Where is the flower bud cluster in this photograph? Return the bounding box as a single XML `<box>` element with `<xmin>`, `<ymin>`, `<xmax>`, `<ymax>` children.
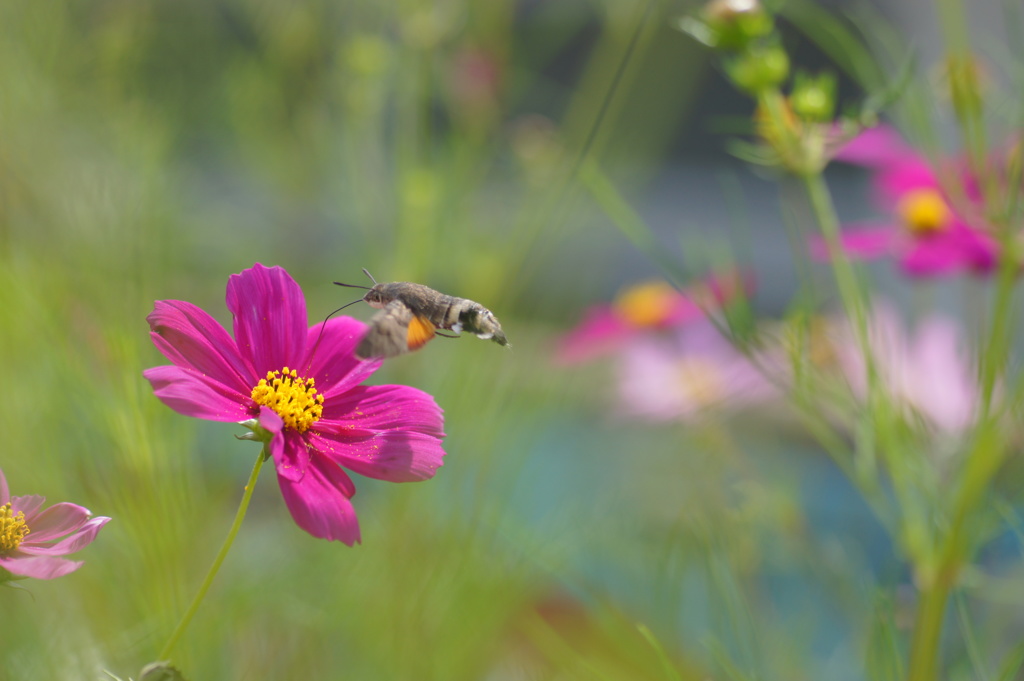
<box><xmin>678</xmin><ymin>0</ymin><xmax>844</xmax><ymax>174</ymax></box>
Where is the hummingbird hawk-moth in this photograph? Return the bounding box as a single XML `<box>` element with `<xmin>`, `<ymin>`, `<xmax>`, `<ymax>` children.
<box><xmin>333</xmin><ymin>270</ymin><xmax>509</xmax><ymax>360</ymax></box>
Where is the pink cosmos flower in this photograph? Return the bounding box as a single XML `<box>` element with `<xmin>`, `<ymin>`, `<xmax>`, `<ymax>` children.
<box><xmin>143</xmin><ymin>263</ymin><xmax>446</xmax><ymax>545</ymax></box>
<box><xmin>835</xmin><ymin>304</ymin><xmax>978</xmax><ymax>434</ymax></box>
<box><xmin>0</xmin><ymin>467</ymin><xmax>110</xmax><ymax>580</ymax></box>
<box><xmin>556</xmin><ymin>272</ymin><xmax>747</xmax><ymax>364</ymax></box>
<box><xmin>616</xmin><ymin>320</ymin><xmax>778</xmax><ymax>422</ymax></box>
<box><xmin>813</xmin><ymin>125</ymin><xmax>997</xmax><ymax>276</ymax></box>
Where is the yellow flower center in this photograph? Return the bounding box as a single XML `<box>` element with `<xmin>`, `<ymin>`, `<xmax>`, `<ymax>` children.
<box><xmin>897</xmin><ymin>189</ymin><xmax>951</xmax><ymax>235</ymax></box>
<box><xmin>0</xmin><ymin>503</ymin><xmax>29</xmax><ymax>553</ymax></box>
<box><xmin>675</xmin><ymin>358</ymin><xmax>726</xmax><ymax>408</ymax></box>
<box><xmin>614</xmin><ymin>282</ymin><xmax>678</xmax><ymax>328</ymax></box>
<box><xmin>250</xmin><ymin>367</ymin><xmax>324</xmax><ymax>433</ymax></box>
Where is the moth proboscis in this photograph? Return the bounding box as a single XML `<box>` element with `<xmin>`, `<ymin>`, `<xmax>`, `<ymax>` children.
<box><xmin>333</xmin><ymin>269</ymin><xmax>509</xmax><ymax>360</ymax></box>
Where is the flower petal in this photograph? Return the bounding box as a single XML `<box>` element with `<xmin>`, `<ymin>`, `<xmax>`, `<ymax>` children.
<box><xmin>143</xmin><ymin>366</ymin><xmax>252</xmax><ymax>422</ymax></box>
<box><xmin>555</xmin><ymin>307</ymin><xmax>633</xmax><ymax>364</ymax></box>
<box><xmin>899</xmin><ymin>247</ymin><xmax>963</xmax><ymax>275</ymax></box>
<box><xmin>0</xmin><ymin>555</ymin><xmax>84</xmax><ymax>580</ymax></box>
<box><xmin>319</xmin><ymin>385</ymin><xmax>445</xmax><ymax>435</ymax></box>
<box><xmin>898</xmin><ymin>224</ymin><xmax>992</xmax><ymax>276</ymax></box>
<box><xmin>617</xmin><ymin>323</ymin><xmax>778</xmax><ymax>422</ymax></box>
<box><xmin>271</xmin><ymin>427</ymin><xmax>310</xmax><ymax>484</ymax></box>
<box><xmin>311</xmin><ymin>385</ymin><xmax>445</xmax><ymax>482</ymax></box>
<box><xmin>259</xmin><ymin>405</ymin><xmax>285</xmax><ymax>437</ymax></box>
<box><xmin>310</xmin><ymin>428</ymin><xmax>446</xmax><ymax>482</ymax></box>
<box><xmin>10</xmin><ymin>494</ymin><xmax>45</xmax><ymax>518</ymax></box>
<box><xmin>907</xmin><ymin>317</ymin><xmax>977</xmax><ymax>431</ymax></box>
<box><xmin>20</xmin><ymin>502</ymin><xmax>91</xmax><ymax>541</ymax></box>
<box><xmin>21</xmin><ymin>517</ymin><xmax>109</xmax><ymax>556</ymax></box>
<box><xmin>277</xmin><ymin>457</ymin><xmax>361</xmax><ymax>544</ymax></box>
<box><xmin>809</xmin><ymin>224</ymin><xmax>895</xmax><ymax>261</ymax></box>
<box><xmin>300</xmin><ymin>317</ymin><xmax>382</xmax><ymax>395</ymax></box>
<box><xmin>834</xmin><ymin>125</ymin><xmax>913</xmax><ymax>167</ymax></box>
<box><xmin>874</xmin><ymin>160</ymin><xmax>941</xmax><ymax>205</ymax></box>
<box><xmin>956</xmin><ymin>225</ymin><xmax>999</xmax><ymax>272</ymax></box>
<box><xmin>147</xmin><ymin>299</ymin><xmax>256</xmax><ymax>395</ymax></box>
<box><xmin>226</xmin><ymin>264</ymin><xmax>308</xmax><ymax>375</ymax></box>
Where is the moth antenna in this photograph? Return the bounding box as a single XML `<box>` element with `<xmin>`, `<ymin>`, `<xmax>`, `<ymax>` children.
<box><xmin>333</xmin><ymin>281</ymin><xmax>372</xmax><ymax>291</ymax></box>
<box><xmin>305</xmin><ymin>297</ymin><xmax>365</xmax><ymax>372</ymax></box>
<box><xmin>362</xmin><ymin>268</ymin><xmax>378</xmax><ymax>285</ymax></box>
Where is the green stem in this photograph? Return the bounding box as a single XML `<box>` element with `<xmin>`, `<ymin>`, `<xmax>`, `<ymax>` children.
<box><xmin>799</xmin><ymin>172</ymin><xmax>871</xmax><ymax>363</ymax></box>
<box><xmin>157</xmin><ymin>448</ymin><xmax>267</xmax><ymax>661</ymax></box>
<box><xmin>757</xmin><ymin>89</ymin><xmax>871</xmax><ymax>353</ymax></box>
<box><xmin>904</xmin><ymin>220</ymin><xmax>1017</xmax><ymax>681</ymax></box>
<box><xmin>906</xmin><ymin>575</ymin><xmax>953</xmax><ymax>681</ymax></box>
<box><xmin>979</xmin><ymin>239</ymin><xmax>1019</xmax><ymax>417</ymax></box>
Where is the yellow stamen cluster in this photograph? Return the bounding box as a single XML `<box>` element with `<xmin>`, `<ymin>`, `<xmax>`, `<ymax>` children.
<box><xmin>614</xmin><ymin>282</ymin><xmax>677</xmax><ymax>328</ymax></box>
<box><xmin>250</xmin><ymin>367</ymin><xmax>324</xmax><ymax>433</ymax></box>
<box><xmin>898</xmin><ymin>189</ymin><xmax>951</xmax><ymax>235</ymax></box>
<box><xmin>0</xmin><ymin>503</ymin><xmax>29</xmax><ymax>553</ymax></box>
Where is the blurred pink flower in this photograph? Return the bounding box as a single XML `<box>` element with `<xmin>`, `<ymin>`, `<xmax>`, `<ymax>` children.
<box><xmin>143</xmin><ymin>263</ymin><xmax>446</xmax><ymax>545</ymax></box>
<box><xmin>557</xmin><ymin>273</ymin><xmax>747</xmax><ymax>364</ymax></box>
<box><xmin>449</xmin><ymin>47</ymin><xmax>502</xmax><ymax>113</ymax></box>
<box><xmin>0</xmin><ymin>468</ymin><xmax>109</xmax><ymax>580</ymax></box>
<box><xmin>617</xmin><ymin>321</ymin><xmax>778</xmax><ymax>422</ymax></box>
<box><xmin>813</xmin><ymin>125</ymin><xmax>997</xmax><ymax>276</ymax></box>
<box><xmin>836</xmin><ymin>305</ymin><xmax>978</xmax><ymax>434</ymax></box>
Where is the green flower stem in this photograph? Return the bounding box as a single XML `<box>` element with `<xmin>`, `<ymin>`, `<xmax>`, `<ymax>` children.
<box><xmin>798</xmin><ymin>169</ymin><xmax>900</xmax><ymax>510</ymax></box>
<box><xmin>158</xmin><ymin>447</ymin><xmax>267</xmax><ymax>661</ymax></box>
<box><xmin>756</xmin><ymin>90</ymin><xmax>871</xmax><ymax>340</ymax></box>
<box><xmin>979</xmin><ymin>241</ymin><xmax>1018</xmax><ymax>417</ymax></box>
<box><xmin>907</xmin><ymin>253</ymin><xmax>1017</xmax><ymax>681</ymax></box>
<box><xmin>906</xmin><ymin>576</ymin><xmax>951</xmax><ymax>681</ymax></box>
<box><xmin>799</xmin><ymin>171</ymin><xmax>871</xmax><ymax>366</ymax></box>
<box><xmin>906</xmin><ymin>427</ymin><xmax>998</xmax><ymax>681</ymax></box>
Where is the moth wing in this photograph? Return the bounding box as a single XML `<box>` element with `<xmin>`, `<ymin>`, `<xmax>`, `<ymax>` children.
<box><xmin>406</xmin><ymin>313</ymin><xmax>436</xmax><ymax>351</ymax></box>
<box><xmin>355</xmin><ymin>300</ymin><xmax>436</xmax><ymax>359</ymax></box>
<box><xmin>356</xmin><ymin>300</ymin><xmax>413</xmax><ymax>359</ymax></box>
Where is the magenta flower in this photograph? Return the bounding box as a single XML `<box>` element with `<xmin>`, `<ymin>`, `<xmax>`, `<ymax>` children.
<box><xmin>616</xmin><ymin>320</ymin><xmax>778</xmax><ymax>422</ymax></box>
<box><xmin>556</xmin><ymin>272</ymin><xmax>747</xmax><ymax>364</ymax></box>
<box><xmin>0</xmin><ymin>468</ymin><xmax>110</xmax><ymax>580</ymax></box>
<box><xmin>812</xmin><ymin>125</ymin><xmax>997</xmax><ymax>276</ymax></box>
<box><xmin>143</xmin><ymin>263</ymin><xmax>446</xmax><ymax>545</ymax></box>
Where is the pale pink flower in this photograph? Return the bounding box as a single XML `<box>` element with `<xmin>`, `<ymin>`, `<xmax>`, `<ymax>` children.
<box><xmin>0</xmin><ymin>467</ymin><xmax>110</xmax><ymax>580</ymax></box>
<box><xmin>617</xmin><ymin>320</ymin><xmax>778</xmax><ymax>422</ymax></box>
<box><xmin>836</xmin><ymin>305</ymin><xmax>978</xmax><ymax>434</ymax></box>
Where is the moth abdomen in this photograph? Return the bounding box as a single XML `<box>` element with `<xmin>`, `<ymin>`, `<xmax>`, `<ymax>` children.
<box><xmin>426</xmin><ymin>294</ymin><xmax>462</xmax><ymax>329</ymax></box>
<box><xmin>458</xmin><ymin>304</ymin><xmax>508</xmax><ymax>346</ymax></box>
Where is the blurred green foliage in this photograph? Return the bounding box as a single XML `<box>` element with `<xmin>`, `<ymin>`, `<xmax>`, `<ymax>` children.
<box><xmin>0</xmin><ymin>1</ymin><xmax>729</xmax><ymax>678</ymax></box>
<box><xmin>3</xmin><ymin>0</ymin><xmax>1003</xmax><ymax>679</ymax></box>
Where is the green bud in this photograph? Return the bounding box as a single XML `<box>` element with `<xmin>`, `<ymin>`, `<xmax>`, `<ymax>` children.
<box><xmin>726</xmin><ymin>45</ymin><xmax>790</xmax><ymax>94</ymax></box>
<box><xmin>676</xmin><ymin>0</ymin><xmax>774</xmax><ymax>51</ymax></box>
<box><xmin>703</xmin><ymin>0</ymin><xmax>774</xmax><ymax>51</ymax></box>
<box><xmin>791</xmin><ymin>71</ymin><xmax>837</xmax><ymax>122</ymax></box>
